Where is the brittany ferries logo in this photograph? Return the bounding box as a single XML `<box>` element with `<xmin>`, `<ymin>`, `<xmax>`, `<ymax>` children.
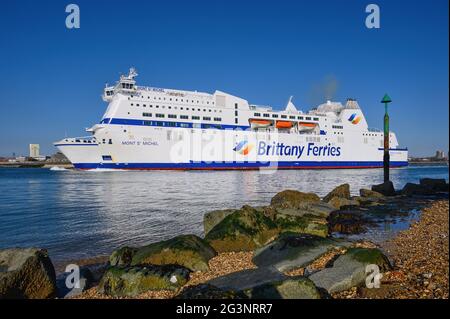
<box><xmin>233</xmin><ymin>140</ymin><xmax>254</xmax><ymax>155</ymax></box>
<box><xmin>348</xmin><ymin>113</ymin><xmax>362</xmax><ymax>125</ymax></box>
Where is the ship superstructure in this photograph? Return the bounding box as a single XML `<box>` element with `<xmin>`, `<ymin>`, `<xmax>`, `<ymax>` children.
<box><xmin>55</xmin><ymin>68</ymin><xmax>408</xmax><ymax>170</ymax></box>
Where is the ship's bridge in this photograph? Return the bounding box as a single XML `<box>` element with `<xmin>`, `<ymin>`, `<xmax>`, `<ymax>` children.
<box><xmin>103</xmin><ymin>68</ymin><xmax>138</xmax><ymax>102</ymax></box>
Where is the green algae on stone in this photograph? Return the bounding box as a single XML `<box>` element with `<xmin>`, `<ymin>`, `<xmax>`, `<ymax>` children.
<box><xmin>275</xmin><ymin>214</ymin><xmax>328</xmax><ymax>238</ymax></box>
<box><xmin>270</xmin><ymin>190</ymin><xmax>320</xmax><ymax>209</ymax></box>
<box><xmin>110</xmin><ymin>246</ymin><xmax>138</xmax><ymax>267</ymax></box>
<box><xmin>98</xmin><ymin>265</ymin><xmax>190</xmax><ymax>297</ymax></box>
<box><xmin>344</xmin><ymin>248</ymin><xmax>391</xmax><ymax>272</ymax></box>
<box><xmin>130</xmin><ymin>235</ymin><xmax>216</xmax><ymax>272</ymax></box>
<box><xmin>205</xmin><ymin>207</ymin><xmax>279</xmax><ymax>252</ymax></box>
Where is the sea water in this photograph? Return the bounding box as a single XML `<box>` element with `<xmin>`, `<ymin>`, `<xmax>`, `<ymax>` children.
<box><xmin>0</xmin><ymin>165</ymin><xmax>448</xmax><ymax>263</ymax></box>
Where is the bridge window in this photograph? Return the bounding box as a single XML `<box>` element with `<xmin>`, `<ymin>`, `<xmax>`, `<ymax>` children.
<box><xmin>192</xmin><ymin>116</ymin><xmax>200</xmax><ymax>120</ymax></box>
<box><xmin>203</xmin><ymin>116</ymin><xmax>211</xmax><ymax>121</ymax></box>
<box><xmin>102</xmin><ymin>155</ymin><xmax>112</xmax><ymax>161</ymax></box>
<box><xmin>156</xmin><ymin>114</ymin><xmax>165</xmax><ymax>118</ymax></box>
<box><xmin>263</xmin><ymin>114</ymin><xmax>270</xmax><ymax>118</ymax></box>
<box><xmin>180</xmin><ymin>115</ymin><xmax>188</xmax><ymax>119</ymax></box>
<box><xmin>168</xmin><ymin>114</ymin><xmax>177</xmax><ymax>119</ymax></box>
<box><xmin>214</xmin><ymin>117</ymin><xmax>222</xmax><ymax>122</ymax></box>
<box><xmin>143</xmin><ymin>112</ymin><xmax>152</xmax><ymax>117</ymax></box>
<box><xmin>281</xmin><ymin>115</ymin><xmax>287</xmax><ymax>119</ymax></box>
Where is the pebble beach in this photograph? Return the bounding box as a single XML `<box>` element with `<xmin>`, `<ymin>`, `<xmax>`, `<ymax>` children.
<box><xmin>73</xmin><ymin>195</ymin><xmax>449</xmax><ymax>299</ymax></box>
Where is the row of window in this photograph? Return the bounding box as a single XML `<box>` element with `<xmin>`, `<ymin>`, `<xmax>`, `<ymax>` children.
<box><xmin>363</xmin><ymin>133</ymin><xmax>380</xmax><ymax>137</ymax></box>
<box><xmin>332</xmin><ymin>125</ymin><xmax>343</xmax><ymax>129</ymax></box>
<box><xmin>129</xmin><ymin>95</ymin><xmax>215</xmax><ymax>105</ymax></box>
<box><xmin>142</xmin><ymin>121</ymin><xmax>223</xmax><ymax>130</ymax></box>
<box><xmin>254</xmin><ymin>113</ymin><xmax>319</xmax><ymax>121</ymax></box>
<box><xmin>143</xmin><ymin>112</ymin><xmax>222</xmax><ymax>121</ymax></box>
<box><xmin>131</xmin><ymin>103</ymin><xmax>222</xmax><ymax>113</ymax></box>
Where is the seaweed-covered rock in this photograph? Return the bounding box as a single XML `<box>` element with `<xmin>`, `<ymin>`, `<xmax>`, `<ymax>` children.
<box><xmin>131</xmin><ymin>235</ymin><xmax>216</xmax><ymax>271</ymax></box>
<box><xmin>323</xmin><ymin>184</ymin><xmax>351</xmax><ymax>202</ymax></box>
<box><xmin>419</xmin><ymin>178</ymin><xmax>448</xmax><ymax>192</ymax></box>
<box><xmin>270</xmin><ymin>190</ymin><xmax>320</xmax><ymax>209</ymax></box>
<box><xmin>98</xmin><ymin>265</ymin><xmax>190</xmax><ymax>297</ymax></box>
<box><xmin>359</xmin><ymin>189</ymin><xmax>384</xmax><ymax>198</ymax></box>
<box><xmin>308</xmin><ymin>248</ymin><xmax>391</xmax><ymax>294</ymax></box>
<box><xmin>352</xmin><ymin>196</ymin><xmax>382</xmax><ymax>207</ymax></box>
<box><xmin>272</xmin><ymin>202</ymin><xmax>335</xmax><ymax>219</ymax></box>
<box><xmin>205</xmin><ymin>207</ymin><xmax>279</xmax><ymax>252</ymax></box>
<box><xmin>243</xmin><ymin>277</ymin><xmax>322</xmax><ymax>299</ymax></box>
<box><xmin>0</xmin><ymin>248</ymin><xmax>57</xmax><ymax>299</ymax></box>
<box><xmin>372</xmin><ymin>181</ymin><xmax>396</xmax><ymax>196</ymax></box>
<box><xmin>274</xmin><ymin>214</ymin><xmax>328</xmax><ymax>238</ymax></box>
<box><xmin>204</xmin><ymin>209</ymin><xmax>237</xmax><ymax>236</ymax></box>
<box><xmin>110</xmin><ymin>247</ymin><xmax>138</xmax><ymax>267</ymax></box>
<box><xmin>175</xmin><ymin>284</ymin><xmax>247</xmax><ymax>299</ymax></box>
<box><xmin>253</xmin><ymin>233</ymin><xmax>350</xmax><ymax>272</ymax></box>
<box><xmin>327</xmin><ymin>197</ymin><xmax>359</xmax><ymax>210</ymax></box>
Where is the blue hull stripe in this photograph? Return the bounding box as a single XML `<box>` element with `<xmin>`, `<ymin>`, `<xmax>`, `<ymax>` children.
<box><xmin>73</xmin><ymin>161</ymin><xmax>409</xmax><ymax>170</ymax></box>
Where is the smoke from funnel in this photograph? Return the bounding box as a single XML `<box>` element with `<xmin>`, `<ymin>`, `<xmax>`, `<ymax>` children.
<box><xmin>307</xmin><ymin>75</ymin><xmax>339</xmax><ymax>107</ymax></box>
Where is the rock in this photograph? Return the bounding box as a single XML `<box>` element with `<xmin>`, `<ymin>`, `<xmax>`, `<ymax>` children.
<box><xmin>327</xmin><ymin>210</ymin><xmax>369</xmax><ymax>235</ymax></box>
<box><xmin>0</xmin><ymin>248</ymin><xmax>57</xmax><ymax>299</ymax></box>
<box><xmin>98</xmin><ymin>264</ymin><xmax>190</xmax><ymax>297</ymax></box>
<box><xmin>274</xmin><ymin>214</ymin><xmax>328</xmax><ymax>238</ymax></box>
<box><xmin>273</xmin><ymin>202</ymin><xmax>336</xmax><ymax>219</ymax></box>
<box><xmin>327</xmin><ymin>197</ymin><xmax>359</xmax><ymax>210</ymax></box>
<box><xmin>208</xmin><ymin>267</ymin><xmax>286</xmax><ymax>291</ymax></box>
<box><xmin>371</xmin><ymin>181</ymin><xmax>396</xmax><ymax>196</ymax></box>
<box><xmin>131</xmin><ymin>235</ymin><xmax>216</xmax><ymax>271</ymax></box>
<box><xmin>360</xmin><ymin>189</ymin><xmax>384</xmax><ymax>198</ymax></box>
<box><xmin>175</xmin><ymin>284</ymin><xmax>247</xmax><ymax>299</ymax></box>
<box><xmin>308</xmin><ymin>248</ymin><xmax>391</xmax><ymax>294</ymax></box>
<box><xmin>323</xmin><ymin>184</ymin><xmax>351</xmax><ymax>202</ymax></box>
<box><xmin>253</xmin><ymin>233</ymin><xmax>351</xmax><ymax>272</ymax></box>
<box><xmin>204</xmin><ymin>209</ymin><xmax>237</xmax><ymax>236</ymax></box>
<box><xmin>352</xmin><ymin>196</ymin><xmax>382</xmax><ymax>207</ymax></box>
<box><xmin>419</xmin><ymin>178</ymin><xmax>448</xmax><ymax>192</ymax></box>
<box><xmin>243</xmin><ymin>277</ymin><xmax>322</xmax><ymax>299</ymax></box>
<box><xmin>401</xmin><ymin>183</ymin><xmax>434</xmax><ymax>196</ymax></box>
<box><xmin>110</xmin><ymin>247</ymin><xmax>138</xmax><ymax>267</ymax></box>
<box><xmin>205</xmin><ymin>207</ymin><xmax>279</xmax><ymax>252</ymax></box>
<box><xmin>270</xmin><ymin>190</ymin><xmax>320</xmax><ymax>209</ymax></box>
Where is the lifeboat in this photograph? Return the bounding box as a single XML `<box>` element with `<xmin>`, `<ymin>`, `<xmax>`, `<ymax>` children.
<box><xmin>276</xmin><ymin>121</ymin><xmax>293</xmax><ymax>129</ymax></box>
<box><xmin>250</xmin><ymin>119</ymin><xmax>272</xmax><ymax>128</ymax></box>
<box><xmin>298</xmin><ymin>122</ymin><xmax>317</xmax><ymax>131</ymax></box>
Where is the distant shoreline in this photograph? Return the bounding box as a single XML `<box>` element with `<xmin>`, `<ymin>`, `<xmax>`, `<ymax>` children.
<box><xmin>0</xmin><ymin>162</ymin><xmax>73</xmax><ymax>169</ymax></box>
<box><xmin>0</xmin><ymin>161</ymin><xmax>447</xmax><ymax>169</ymax></box>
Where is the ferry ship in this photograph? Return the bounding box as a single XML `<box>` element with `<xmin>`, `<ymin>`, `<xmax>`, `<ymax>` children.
<box><xmin>54</xmin><ymin>68</ymin><xmax>408</xmax><ymax>170</ymax></box>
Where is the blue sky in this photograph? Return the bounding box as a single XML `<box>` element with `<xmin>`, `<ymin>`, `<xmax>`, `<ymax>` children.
<box><xmin>0</xmin><ymin>0</ymin><xmax>448</xmax><ymax>157</ymax></box>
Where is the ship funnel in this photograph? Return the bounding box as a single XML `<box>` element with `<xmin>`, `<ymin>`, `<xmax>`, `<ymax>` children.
<box><xmin>285</xmin><ymin>96</ymin><xmax>301</xmax><ymax>113</ymax></box>
<box><xmin>345</xmin><ymin>98</ymin><xmax>360</xmax><ymax>109</ymax></box>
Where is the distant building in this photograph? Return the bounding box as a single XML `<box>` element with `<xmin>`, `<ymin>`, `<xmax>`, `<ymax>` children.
<box><xmin>435</xmin><ymin>150</ymin><xmax>446</xmax><ymax>159</ymax></box>
<box><xmin>29</xmin><ymin>144</ymin><xmax>40</xmax><ymax>158</ymax></box>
